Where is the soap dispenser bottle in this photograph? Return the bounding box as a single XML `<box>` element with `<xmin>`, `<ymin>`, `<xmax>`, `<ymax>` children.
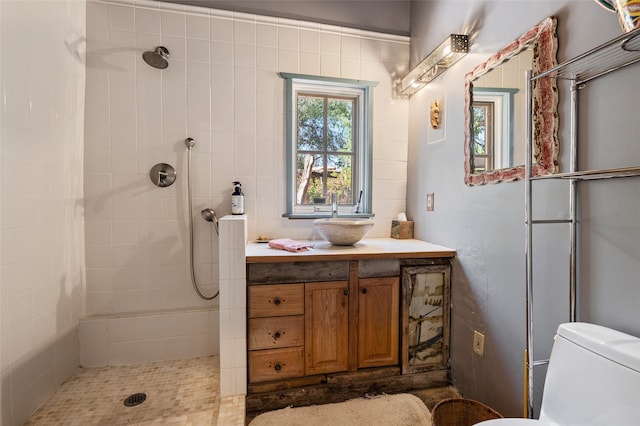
<box><xmin>231</xmin><ymin>181</ymin><xmax>244</xmax><ymax>215</ymax></box>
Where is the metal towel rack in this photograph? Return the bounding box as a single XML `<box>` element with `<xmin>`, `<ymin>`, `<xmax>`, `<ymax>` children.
<box><xmin>524</xmin><ymin>25</ymin><xmax>640</xmax><ymax>418</ymax></box>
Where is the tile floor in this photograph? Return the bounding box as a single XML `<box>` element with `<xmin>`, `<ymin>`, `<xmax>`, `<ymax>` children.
<box><xmin>24</xmin><ymin>356</ymin><xmax>245</xmax><ymax>426</ymax></box>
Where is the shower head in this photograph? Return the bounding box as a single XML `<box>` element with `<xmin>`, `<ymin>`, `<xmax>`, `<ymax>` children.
<box><xmin>142</xmin><ymin>46</ymin><xmax>170</xmax><ymax>69</ymax></box>
<box><xmin>201</xmin><ymin>208</ymin><xmax>217</xmax><ymax>223</ymax></box>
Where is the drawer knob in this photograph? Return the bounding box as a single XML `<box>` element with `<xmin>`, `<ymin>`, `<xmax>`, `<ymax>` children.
<box><xmin>273</xmin><ymin>332</ymin><xmax>281</xmax><ymax>339</ymax></box>
<box><xmin>273</xmin><ymin>298</ymin><xmax>281</xmax><ymax>305</ymax></box>
<box><xmin>343</xmin><ymin>289</ymin><xmax>349</xmax><ymax>296</ymax></box>
<box><xmin>274</xmin><ymin>363</ymin><xmax>282</xmax><ymax>371</ymax></box>
<box><xmin>361</xmin><ymin>288</ymin><xmax>367</xmax><ymax>294</ymax></box>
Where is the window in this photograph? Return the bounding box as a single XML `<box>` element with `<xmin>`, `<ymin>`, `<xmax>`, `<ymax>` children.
<box><xmin>472</xmin><ymin>88</ymin><xmax>518</xmax><ymax>172</ymax></box>
<box><xmin>281</xmin><ymin>74</ymin><xmax>376</xmax><ymax>218</ymax></box>
<box><xmin>472</xmin><ymin>101</ymin><xmax>495</xmax><ymax>173</ymax></box>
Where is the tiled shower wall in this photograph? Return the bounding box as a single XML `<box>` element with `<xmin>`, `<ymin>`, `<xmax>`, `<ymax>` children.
<box><xmin>0</xmin><ymin>1</ymin><xmax>86</xmax><ymax>424</ymax></box>
<box><xmin>84</xmin><ymin>0</ymin><xmax>409</xmax><ymax>342</ymax></box>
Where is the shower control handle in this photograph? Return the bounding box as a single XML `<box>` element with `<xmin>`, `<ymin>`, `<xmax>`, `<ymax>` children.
<box><xmin>150</xmin><ymin>163</ymin><xmax>176</xmax><ymax>187</ymax></box>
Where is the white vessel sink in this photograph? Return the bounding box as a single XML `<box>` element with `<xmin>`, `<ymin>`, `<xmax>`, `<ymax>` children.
<box><xmin>313</xmin><ymin>218</ymin><xmax>374</xmax><ymax>246</ymax></box>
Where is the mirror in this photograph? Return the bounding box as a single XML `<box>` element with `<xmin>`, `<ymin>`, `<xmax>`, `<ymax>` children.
<box><xmin>464</xmin><ymin>17</ymin><xmax>558</xmax><ymax>185</ymax></box>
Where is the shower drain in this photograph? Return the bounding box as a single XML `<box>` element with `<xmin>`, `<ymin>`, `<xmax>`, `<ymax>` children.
<box><xmin>123</xmin><ymin>393</ymin><xmax>147</xmax><ymax>407</ymax></box>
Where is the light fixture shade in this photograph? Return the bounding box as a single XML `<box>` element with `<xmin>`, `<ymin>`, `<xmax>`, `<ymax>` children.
<box><xmin>401</xmin><ymin>34</ymin><xmax>469</xmax><ymax>95</ymax></box>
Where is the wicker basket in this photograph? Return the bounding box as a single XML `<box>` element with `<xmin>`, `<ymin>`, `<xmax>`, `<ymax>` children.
<box><xmin>431</xmin><ymin>398</ymin><xmax>503</xmax><ymax>426</ymax></box>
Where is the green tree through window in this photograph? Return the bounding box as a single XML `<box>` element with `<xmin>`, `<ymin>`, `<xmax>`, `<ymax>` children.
<box><xmin>296</xmin><ymin>94</ymin><xmax>355</xmax><ymax>206</ymax></box>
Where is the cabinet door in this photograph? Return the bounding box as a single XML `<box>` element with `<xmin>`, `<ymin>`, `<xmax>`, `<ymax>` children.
<box><xmin>358</xmin><ymin>277</ymin><xmax>399</xmax><ymax>368</ymax></box>
<box><xmin>305</xmin><ymin>281</ymin><xmax>350</xmax><ymax>375</ymax></box>
<box><xmin>401</xmin><ymin>265</ymin><xmax>450</xmax><ymax>374</ymax></box>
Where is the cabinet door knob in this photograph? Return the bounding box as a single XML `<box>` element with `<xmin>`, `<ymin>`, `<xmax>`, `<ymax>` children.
<box><xmin>273</xmin><ymin>332</ymin><xmax>281</xmax><ymax>339</ymax></box>
<box><xmin>274</xmin><ymin>363</ymin><xmax>282</xmax><ymax>371</ymax></box>
<box><xmin>273</xmin><ymin>298</ymin><xmax>281</xmax><ymax>305</ymax></box>
<box><xmin>361</xmin><ymin>288</ymin><xmax>367</xmax><ymax>294</ymax></box>
<box><xmin>343</xmin><ymin>289</ymin><xmax>349</xmax><ymax>296</ymax></box>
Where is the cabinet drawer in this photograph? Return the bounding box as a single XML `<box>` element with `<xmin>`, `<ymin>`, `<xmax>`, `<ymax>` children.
<box><xmin>248</xmin><ymin>347</ymin><xmax>304</xmax><ymax>383</ymax></box>
<box><xmin>248</xmin><ymin>315</ymin><xmax>304</xmax><ymax>350</ymax></box>
<box><xmin>248</xmin><ymin>284</ymin><xmax>304</xmax><ymax>318</ymax></box>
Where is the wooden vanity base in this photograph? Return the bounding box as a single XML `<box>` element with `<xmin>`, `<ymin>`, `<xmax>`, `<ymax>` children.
<box><xmin>244</xmin><ymin>241</ymin><xmax>457</xmax><ymax>424</ymax></box>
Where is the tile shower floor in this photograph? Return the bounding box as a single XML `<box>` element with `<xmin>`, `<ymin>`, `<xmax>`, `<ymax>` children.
<box><xmin>24</xmin><ymin>355</ymin><xmax>244</xmax><ymax>425</ymax></box>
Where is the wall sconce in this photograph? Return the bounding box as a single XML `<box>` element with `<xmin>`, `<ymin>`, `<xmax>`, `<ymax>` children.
<box><xmin>401</xmin><ymin>34</ymin><xmax>469</xmax><ymax>96</ymax></box>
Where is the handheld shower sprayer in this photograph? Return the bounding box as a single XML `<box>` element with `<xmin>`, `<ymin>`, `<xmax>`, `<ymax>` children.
<box><xmin>201</xmin><ymin>208</ymin><xmax>216</xmax><ymax>222</ymax></box>
<box><xmin>185</xmin><ymin>137</ymin><xmax>219</xmax><ymax>301</ymax></box>
<box><xmin>201</xmin><ymin>208</ymin><xmax>219</xmax><ymax>234</ymax></box>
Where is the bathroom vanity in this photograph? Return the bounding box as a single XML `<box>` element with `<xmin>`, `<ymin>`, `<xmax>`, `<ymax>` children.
<box><xmin>245</xmin><ymin>238</ymin><xmax>455</xmax><ymax>414</ymax></box>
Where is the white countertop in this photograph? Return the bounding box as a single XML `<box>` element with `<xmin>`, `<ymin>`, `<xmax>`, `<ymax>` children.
<box><xmin>245</xmin><ymin>237</ymin><xmax>455</xmax><ymax>263</ymax></box>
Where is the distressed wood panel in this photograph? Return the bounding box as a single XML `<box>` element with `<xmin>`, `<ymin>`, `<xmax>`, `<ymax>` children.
<box><xmin>401</xmin><ymin>265</ymin><xmax>451</xmax><ymax>374</ymax></box>
<box><xmin>246</xmin><ymin>368</ymin><xmax>450</xmax><ymax>414</ymax></box>
<box><xmin>400</xmin><ymin>257</ymin><xmax>451</xmax><ymax>267</ymax></box>
<box><xmin>248</xmin><ymin>261</ymin><xmax>349</xmax><ymax>284</ymax></box>
<box><xmin>358</xmin><ymin>259</ymin><xmax>400</xmax><ymax>277</ymax></box>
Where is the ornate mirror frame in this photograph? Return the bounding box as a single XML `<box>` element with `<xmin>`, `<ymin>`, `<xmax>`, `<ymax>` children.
<box><xmin>464</xmin><ymin>16</ymin><xmax>558</xmax><ymax>186</ymax></box>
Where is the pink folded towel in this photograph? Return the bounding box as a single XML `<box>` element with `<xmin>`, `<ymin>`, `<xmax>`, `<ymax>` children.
<box><xmin>268</xmin><ymin>238</ymin><xmax>314</xmax><ymax>252</ymax></box>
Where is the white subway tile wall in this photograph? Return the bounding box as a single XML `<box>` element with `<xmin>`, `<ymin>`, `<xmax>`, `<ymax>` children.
<box><xmin>78</xmin><ymin>308</ymin><xmax>219</xmax><ymax>366</ymax></box>
<box><xmin>0</xmin><ymin>1</ymin><xmax>86</xmax><ymax>424</ymax></box>
<box><xmin>218</xmin><ymin>215</ymin><xmax>248</xmax><ymax>396</ymax></box>
<box><xmin>84</xmin><ymin>0</ymin><xmax>409</xmax><ymax>312</ymax></box>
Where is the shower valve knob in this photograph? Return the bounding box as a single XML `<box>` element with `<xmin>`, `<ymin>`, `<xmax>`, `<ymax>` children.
<box><xmin>150</xmin><ymin>163</ymin><xmax>176</xmax><ymax>187</ymax></box>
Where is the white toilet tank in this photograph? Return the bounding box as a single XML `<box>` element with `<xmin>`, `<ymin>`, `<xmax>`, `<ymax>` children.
<box><xmin>478</xmin><ymin>322</ymin><xmax>640</xmax><ymax>426</ymax></box>
<box><xmin>538</xmin><ymin>322</ymin><xmax>640</xmax><ymax>425</ymax></box>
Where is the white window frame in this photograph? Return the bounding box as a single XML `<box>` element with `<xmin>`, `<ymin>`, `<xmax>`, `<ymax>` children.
<box><xmin>281</xmin><ymin>73</ymin><xmax>376</xmax><ymax>218</ymax></box>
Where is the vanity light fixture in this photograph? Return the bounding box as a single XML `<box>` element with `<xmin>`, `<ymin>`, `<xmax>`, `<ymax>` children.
<box><xmin>401</xmin><ymin>34</ymin><xmax>469</xmax><ymax>96</ymax></box>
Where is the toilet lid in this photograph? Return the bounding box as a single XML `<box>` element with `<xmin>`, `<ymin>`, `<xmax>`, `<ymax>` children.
<box><xmin>475</xmin><ymin>419</ymin><xmax>544</xmax><ymax>426</ymax></box>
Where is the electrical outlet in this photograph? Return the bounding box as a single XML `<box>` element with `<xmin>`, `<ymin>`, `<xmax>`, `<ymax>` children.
<box><xmin>473</xmin><ymin>330</ymin><xmax>485</xmax><ymax>357</ymax></box>
<box><xmin>426</xmin><ymin>192</ymin><xmax>434</xmax><ymax>211</ymax></box>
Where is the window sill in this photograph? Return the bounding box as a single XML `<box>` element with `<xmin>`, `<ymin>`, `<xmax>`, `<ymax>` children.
<box><xmin>283</xmin><ymin>213</ymin><xmax>375</xmax><ymax>220</ymax></box>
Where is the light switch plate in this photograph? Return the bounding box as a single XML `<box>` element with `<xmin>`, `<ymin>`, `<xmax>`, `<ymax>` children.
<box><xmin>473</xmin><ymin>330</ymin><xmax>485</xmax><ymax>357</ymax></box>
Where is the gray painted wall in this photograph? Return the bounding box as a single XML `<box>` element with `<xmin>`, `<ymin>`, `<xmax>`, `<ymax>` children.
<box><xmin>156</xmin><ymin>0</ymin><xmax>411</xmax><ymax>35</ymax></box>
<box><xmin>408</xmin><ymin>0</ymin><xmax>640</xmax><ymax>417</ymax></box>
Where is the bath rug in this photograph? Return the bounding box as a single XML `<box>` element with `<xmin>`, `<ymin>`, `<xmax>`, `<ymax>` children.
<box><xmin>249</xmin><ymin>393</ymin><xmax>432</xmax><ymax>426</ymax></box>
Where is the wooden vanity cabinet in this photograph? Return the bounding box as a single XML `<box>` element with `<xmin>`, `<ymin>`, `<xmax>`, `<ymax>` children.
<box><xmin>244</xmin><ymin>244</ymin><xmax>454</xmax><ymax>417</ymax></box>
<box><xmin>246</xmin><ymin>257</ymin><xmax>450</xmax><ymax>388</ymax></box>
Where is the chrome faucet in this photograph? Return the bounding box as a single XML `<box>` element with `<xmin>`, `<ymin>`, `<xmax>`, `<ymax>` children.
<box><xmin>331</xmin><ymin>193</ymin><xmax>338</xmax><ymax>218</ymax></box>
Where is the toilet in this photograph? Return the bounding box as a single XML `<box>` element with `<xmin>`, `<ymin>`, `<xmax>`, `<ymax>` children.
<box><xmin>477</xmin><ymin>322</ymin><xmax>640</xmax><ymax>426</ymax></box>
